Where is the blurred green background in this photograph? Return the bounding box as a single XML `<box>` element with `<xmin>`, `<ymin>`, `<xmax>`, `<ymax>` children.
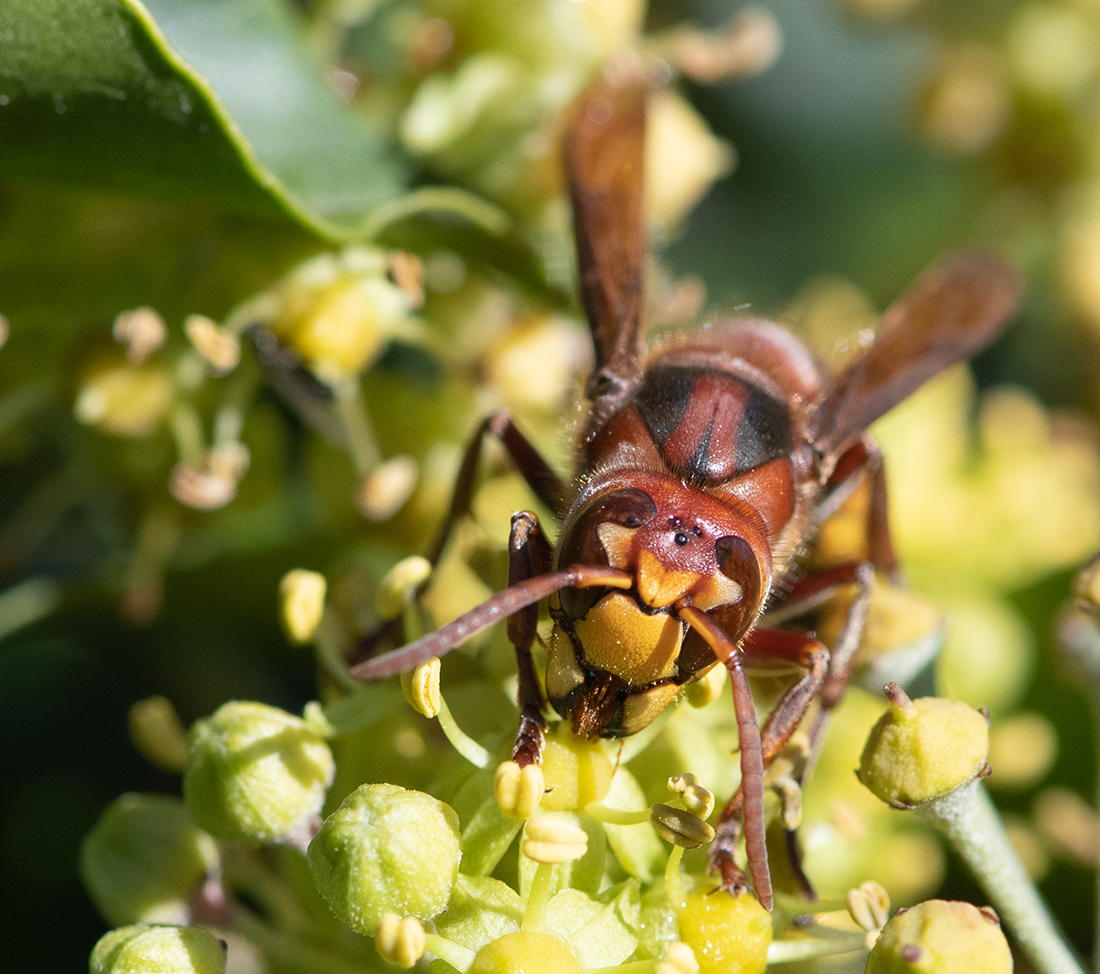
<box><xmin>3</xmin><ymin>0</ymin><xmax>1100</xmax><ymax>970</ymax></box>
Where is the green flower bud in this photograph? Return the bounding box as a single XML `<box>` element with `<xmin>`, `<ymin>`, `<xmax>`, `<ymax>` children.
<box><xmin>307</xmin><ymin>783</ymin><xmax>460</xmax><ymax>934</ymax></box>
<box><xmin>183</xmin><ymin>702</ymin><xmax>335</xmax><ymax>845</ymax></box>
<box><xmin>467</xmin><ymin>931</ymin><xmax>583</xmax><ymax>974</ymax></box>
<box><xmin>865</xmin><ymin>900</ymin><xmax>1011</xmax><ymax>973</ymax></box>
<box><xmin>677</xmin><ymin>889</ymin><xmax>772</xmax><ymax>974</ymax></box>
<box><xmin>81</xmin><ymin>794</ymin><xmax>217</xmax><ymax>926</ymax></box>
<box><xmin>90</xmin><ymin>925</ymin><xmax>226</xmax><ymax>974</ymax></box>
<box><xmin>859</xmin><ymin>685</ymin><xmax>990</xmax><ymax>807</ymax></box>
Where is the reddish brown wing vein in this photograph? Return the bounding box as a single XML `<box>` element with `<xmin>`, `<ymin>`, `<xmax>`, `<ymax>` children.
<box><xmin>678</xmin><ymin>604</ymin><xmax>773</xmax><ymax>912</ymax></box>
<box><xmin>349</xmin><ymin>565</ymin><xmax>633</xmax><ymax>681</ymax></box>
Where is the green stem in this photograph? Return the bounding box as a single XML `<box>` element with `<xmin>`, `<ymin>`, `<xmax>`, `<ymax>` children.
<box><xmin>423</xmin><ymin>934</ymin><xmax>477</xmax><ymax>973</ymax></box>
<box><xmin>437</xmin><ymin>696</ymin><xmax>491</xmax><ymax>768</ymax></box>
<box><xmin>765</xmin><ymin>934</ymin><xmax>867</xmax><ymax>963</ymax></box>
<box><xmin>313</xmin><ymin>610</ymin><xmax>362</xmax><ymax>692</ymax></box>
<box><xmin>222</xmin><ymin>850</ymin><xmax>312</xmax><ymax>933</ymax></box>
<box><xmin>361</xmin><ymin>186</ymin><xmax>511</xmax><ymax>240</ymax></box>
<box><xmin>917</xmin><ymin>781</ymin><xmax>1085</xmax><ymax>974</ymax></box>
<box><xmin>332</xmin><ymin>377</ymin><xmax>380</xmax><ymax>475</ymax></box>
<box><xmin>665</xmin><ymin>846</ymin><xmax>685</xmax><ymax>915</ymax></box>
<box><xmin>523</xmin><ymin>862</ymin><xmax>554</xmax><ymax>933</ymax></box>
<box><xmin>170</xmin><ymin>403</ymin><xmax>206</xmax><ymax>467</ymax></box>
<box><xmin>1057</xmin><ymin>606</ymin><xmax>1100</xmax><ymax>974</ymax></box>
<box><xmin>213</xmin><ymin>357</ymin><xmax>260</xmax><ymax>445</ymax></box>
<box><xmin>320</xmin><ymin>683</ymin><xmax>406</xmax><ymax>735</ymax></box>
<box><xmin>584</xmin><ymin>803</ymin><xmax>651</xmax><ymax>826</ymax></box>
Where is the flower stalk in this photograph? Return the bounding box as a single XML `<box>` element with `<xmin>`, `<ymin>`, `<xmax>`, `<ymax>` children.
<box><xmin>1057</xmin><ymin>589</ymin><xmax>1100</xmax><ymax>974</ymax></box>
<box><xmin>917</xmin><ymin>780</ymin><xmax>1085</xmax><ymax>974</ymax></box>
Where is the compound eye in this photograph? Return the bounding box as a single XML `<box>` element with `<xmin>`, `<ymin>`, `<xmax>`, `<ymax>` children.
<box><xmin>557</xmin><ymin>488</ymin><xmax>657</xmax><ymax>619</ymax></box>
<box><xmin>715</xmin><ymin>535</ymin><xmax>765</xmax><ymax>619</ymax></box>
<box><xmin>594</xmin><ymin>488</ymin><xmax>658</xmax><ymax>528</ymax></box>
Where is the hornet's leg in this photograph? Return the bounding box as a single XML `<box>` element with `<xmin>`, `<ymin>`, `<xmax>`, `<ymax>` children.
<box><xmin>426</xmin><ymin>411</ymin><xmax>572</xmax><ymax>565</ymax></box>
<box><xmin>817</xmin><ymin>438</ymin><xmax>898</xmax><ymax>579</ymax></box>
<box><xmin>507</xmin><ymin>511</ymin><xmax>555</xmax><ymax>768</ymax></box>
<box><xmin>708</xmin><ymin>629</ymin><xmax>828</xmax><ymax>894</ymax></box>
<box><xmin>351</xmin><ymin>410</ymin><xmax>570</xmax><ymax>666</ymax></box>
<box><xmin>710</xmin><ymin>438</ymin><xmax>895</xmax><ymax>897</ymax></box>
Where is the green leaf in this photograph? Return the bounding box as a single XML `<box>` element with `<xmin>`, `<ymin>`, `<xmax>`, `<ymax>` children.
<box><xmin>458</xmin><ymin>792</ymin><xmax>524</xmax><ymax>879</ymax></box>
<box><xmin>435</xmin><ymin>874</ymin><xmax>523</xmax><ymax>954</ymax></box>
<box><xmin>544</xmin><ymin>887</ymin><xmax>637</xmax><ymax>969</ymax></box>
<box><xmin>0</xmin><ymin>0</ymin><xmax>407</xmax><ymax>239</ymax></box>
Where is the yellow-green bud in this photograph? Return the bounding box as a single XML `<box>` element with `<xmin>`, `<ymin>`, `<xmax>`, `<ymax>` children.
<box><xmin>858</xmin><ymin>685</ymin><xmax>990</xmax><ymax>807</ymax></box>
<box><xmin>865</xmin><ymin>900</ymin><xmax>1011</xmax><ymax>973</ymax></box>
<box><xmin>278</xmin><ymin>569</ymin><xmax>327</xmax><ymax>644</ymax></box>
<box><xmin>307</xmin><ymin>783</ymin><xmax>460</xmax><ymax>934</ymax></box>
<box><xmin>80</xmin><ymin>794</ymin><xmax>217</xmax><ymax>926</ymax></box>
<box><xmin>467</xmin><ymin>931</ymin><xmax>583</xmax><ymax>974</ymax></box>
<box><xmin>677</xmin><ymin>889</ymin><xmax>772</xmax><ymax>974</ymax></box>
<box><xmin>183</xmin><ymin>702</ymin><xmax>335</xmax><ymax>845</ymax></box>
<box><xmin>90</xmin><ymin>925</ymin><xmax>226</xmax><ymax>974</ymax></box>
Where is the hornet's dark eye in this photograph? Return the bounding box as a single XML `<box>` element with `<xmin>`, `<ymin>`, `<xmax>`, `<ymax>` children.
<box><xmin>556</xmin><ymin>488</ymin><xmax>657</xmax><ymax>619</ymax></box>
<box><xmin>715</xmin><ymin>535</ymin><xmax>766</xmax><ymax>627</ymax></box>
<box><xmin>596</xmin><ymin>488</ymin><xmax>658</xmax><ymax>528</ymax></box>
